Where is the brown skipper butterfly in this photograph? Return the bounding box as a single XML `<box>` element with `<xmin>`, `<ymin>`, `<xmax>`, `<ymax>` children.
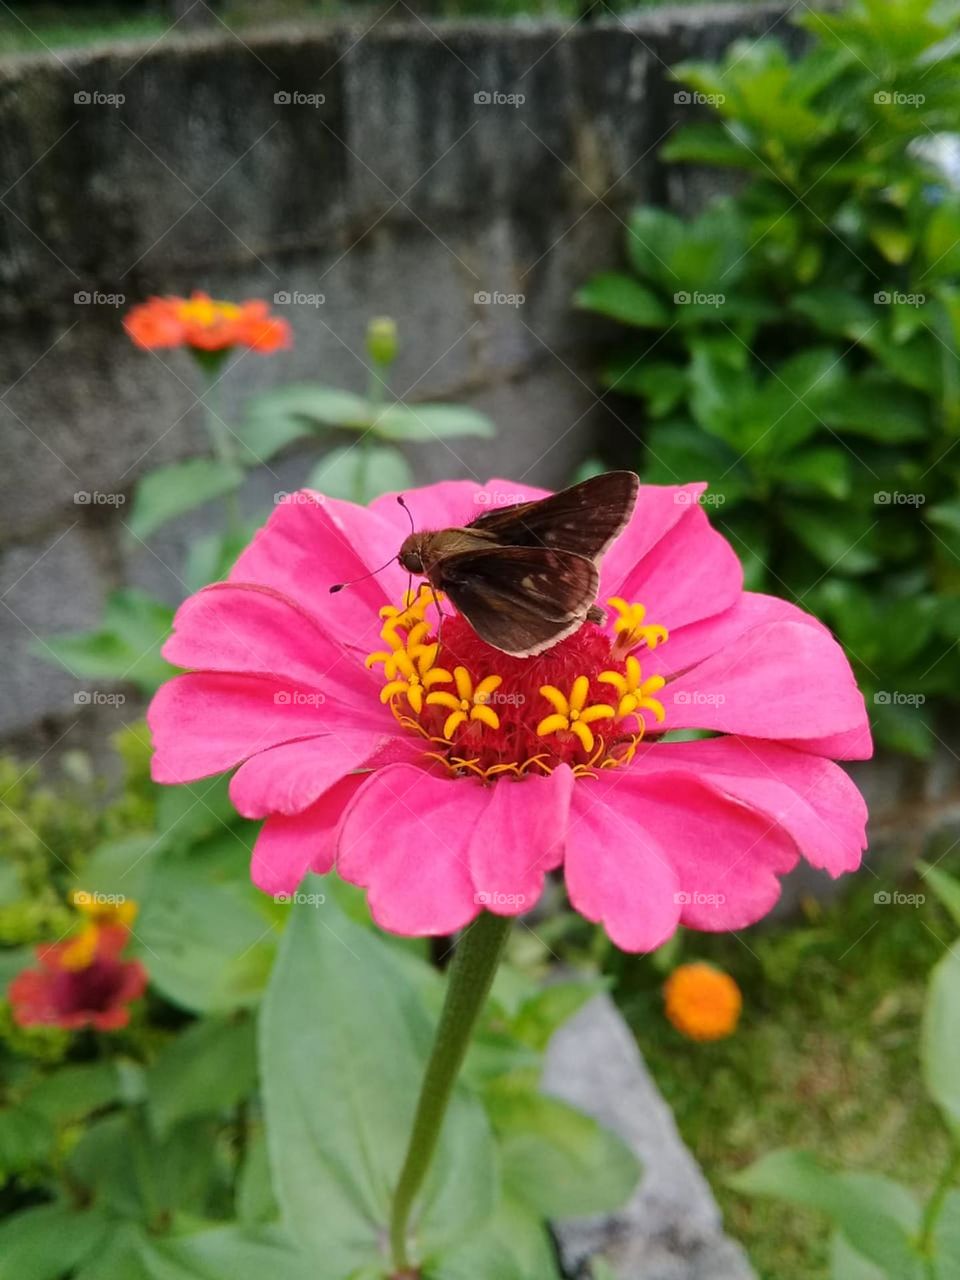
<box><xmin>331</xmin><ymin>471</ymin><xmax>639</xmax><ymax>658</ymax></box>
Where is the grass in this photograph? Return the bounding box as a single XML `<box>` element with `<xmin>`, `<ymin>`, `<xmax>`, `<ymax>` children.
<box><xmin>612</xmin><ymin>862</ymin><xmax>959</xmax><ymax>1279</ymax></box>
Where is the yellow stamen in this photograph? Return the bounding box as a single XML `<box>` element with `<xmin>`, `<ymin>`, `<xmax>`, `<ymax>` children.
<box><xmin>426</xmin><ymin>667</ymin><xmax>502</xmax><ymax>740</ymax></box>
<box><xmin>608</xmin><ymin>597</ymin><xmax>669</xmax><ymax>657</ymax></box>
<box><xmin>366</xmin><ymin>620</ymin><xmax>434</xmax><ymax>679</ymax></box>
<box><xmin>537</xmin><ymin>677</ymin><xmax>616</xmax><ymax>755</ymax></box>
<box><xmin>599</xmin><ymin>654</ymin><xmax>666</xmax><ymax>725</ymax></box>
<box><xmin>379</xmin><ymin>644</ymin><xmax>451</xmax><ymax>714</ymax></box>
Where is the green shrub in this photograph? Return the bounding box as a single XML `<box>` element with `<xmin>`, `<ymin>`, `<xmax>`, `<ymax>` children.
<box><xmin>576</xmin><ymin>0</ymin><xmax>960</xmax><ymax>755</ymax></box>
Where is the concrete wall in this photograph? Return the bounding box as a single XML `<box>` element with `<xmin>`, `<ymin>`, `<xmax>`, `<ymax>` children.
<box><xmin>0</xmin><ymin>2</ymin><xmax>801</xmax><ymax>750</ymax></box>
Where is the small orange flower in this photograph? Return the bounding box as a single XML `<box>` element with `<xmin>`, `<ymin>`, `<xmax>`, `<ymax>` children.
<box><xmin>664</xmin><ymin>962</ymin><xmax>741</xmax><ymax>1041</ymax></box>
<box><xmin>124</xmin><ymin>291</ymin><xmax>291</xmax><ymax>355</ymax></box>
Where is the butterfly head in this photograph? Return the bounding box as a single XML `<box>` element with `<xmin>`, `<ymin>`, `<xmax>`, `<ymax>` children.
<box><xmin>398</xmin><ymin>533</ymin><xmax>426</xmax><ymax>575</ymax></box>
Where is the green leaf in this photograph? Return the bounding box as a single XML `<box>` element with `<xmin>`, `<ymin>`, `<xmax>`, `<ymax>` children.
<box><xmin>154</xmin><ymin>774</ymin><xmax>241</xmax><ymax>852</ymax></box>
<box><xmin>0</xmin><ymin>1106</ymin><xmax>54</xmax><ymax>1175</ymax></box>
<box><xmin>791</xmin><ymin>289</ymin><xmax>877</xmax><ymax>342</ymax></box>
<box><xmin>600</xmin><ymin>359</ymin><xmax>687</xmax><ymax>415</ymax></box>
<box><xmin>137</xmin><ymin>1226</ymin><xmax>312</xmax><ymax>1280</ymax></box>
<box><xmin>574</xmin><ymin>273</ymin><xmax>670</xmax><ymax>328</ymax></box>
<box><xmin>918</xmin><ymin>863</ymin><xmax>960</xmax><ymax>930</ymax></box>
<box><xmin>23</xmin><ymin>1062</ymin><xmax>122</xmax><ymax>1125</ymax></box>
<box><xmin>306</xmin><ymin>444</ymin><xmax>414</xmax><ymax>504</ymax></box>
<box><xmin>782</xmin><ymin>446</ymin><xmax>851</xmax><ymax>500</ymax></box>
<box><xmin>829</xmin><ymin>1230</ymin><xmax>886</xmax><ymax>1280</ymax></box>
<box><xmin>128</xmin><ymin>458</ymin><xmax>244</xmax><ymax>541</ymax></box>
<box><xmin>430</xmin><ymin>1193</ymin><xmax>561</xmax><ymax>1280</ymax></box>
<box><xmin>135</xmin><ymin>859</ymin><xmax>276</xmax><ymax>1014</ymax></box>
<box><xmin>260</xmin><ymin>881</ymin><xmax>498</xmax><ymax>1276</ymax></box>
<box><xmin>729</xmin><ymin>1149</ymin><xmax>922</xmax><ymax>1277</ymax></box>
<box><xmin>934</xmin><ymin>1190</ymin><xmax>960</xmax><ymax>1280</ymax></box>
<box><xmin>922</xmin><ymin>945</ymin><xmax>960</xmax><ymax>1129</ymax></box>
<box><xmin>508</xmin><ymin>980</ymin><xmax>607</xmax><ymax>1052</ymax></box>
<box><xmin>243</xmin><ymin>384</ymin><xmax>374</xmax><ymax>434</ymax></box>
<box><xmin>487</xmin><ymin>1085</ymin><xmax>640</xmax><ymax>1220</ymax></box>
<box><xmin>661</xmin><ymin>122</ymin><xmax>749</xmax><ymax>168</ymax></box>
<box><xmin>0</xmin><ymin>1204</ymin><xmax>110</xmax><ymax>1280</ymax></box>
<box><xmin>823</xmin><ymin>377</ymin><xmax>930</xmax><ymax>443</ymax></box>
<box><xmin>236</xmin><ymin>1125</ymin><xmax>278</xmax><ymax>1224</ymax></box>
<box><xmin>147</xmin><ymin>1016</ymin><xmax>257</xmax><ymax>1136</ymax></box>
<box><xmin>37</xmin><ymin>590</ymin><xmax>173</xmax><ymax>693</ymax></box>
<box><xmin>372</xmin><ymin>403</ymin><xmax>495</xmax><ymax>442</ymax></box>
<box><xmin>782</xmin><ymin>506</ymin><xmax>880</xmax><ymax>575</ymax></box>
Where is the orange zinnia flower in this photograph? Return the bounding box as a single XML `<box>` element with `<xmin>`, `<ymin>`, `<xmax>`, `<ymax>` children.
<box><xmin>8</xmin><ymin>925</ymin><xmax>147</xmax><ymax>1032</ymax></box>
<box><xmin>124</xmin><ymin>291</ymin><xmax>291</xmax><ymax>355</ymax></box>
<box><xmin>664</xmin><ymin>962</ymin><xmax>742</xmax><ymax>1041</ymax></box>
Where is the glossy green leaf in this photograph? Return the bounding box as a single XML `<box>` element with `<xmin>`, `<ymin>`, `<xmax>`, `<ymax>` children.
<box><xmin>0</xmin><ymin>1204</ymin><xmax>110</xmax><ymax>1280</ymax></box>
<box><xmin>371</xmin><ymin>403</ymin><xmax>495</xmax><ymax>442</ymax></box>
<box><xmin>36</xmin><ymin>590</ymin><xmax>173</xmax><ymax>693</ymax></box>
<box><xmin>574</xmin><ymin>273</ymin><xmax>670</xmax><ymax>328</ymax></box>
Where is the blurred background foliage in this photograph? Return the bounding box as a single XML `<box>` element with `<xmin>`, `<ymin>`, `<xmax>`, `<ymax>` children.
<box><xmin>578</xmin><ymin>0</ymin><xmax>960</xmax><ymax>757</ymax></box>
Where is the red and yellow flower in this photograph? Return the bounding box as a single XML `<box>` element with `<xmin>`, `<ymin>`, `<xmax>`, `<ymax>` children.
<box><xmin>124</xmin><ymin>291</ymin><xmax>291</xmax><ymax>355</ymax></box>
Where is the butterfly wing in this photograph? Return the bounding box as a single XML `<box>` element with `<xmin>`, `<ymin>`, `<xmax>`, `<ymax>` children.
<box><xmin>434</xmin><ymin>546</ymin><xmax>599</xmax><ymax>657</ymax></box>
<box><xmin>467</xmin><ymin>471</ymin><xmax>639</xmax><ymax>562</ymax></box>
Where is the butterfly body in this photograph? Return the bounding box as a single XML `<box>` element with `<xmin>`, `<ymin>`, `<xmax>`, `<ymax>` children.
<box><xmin>397</xmin><ymin>471</ymin><xmax>639</xmax><ymax>658</ymax></box>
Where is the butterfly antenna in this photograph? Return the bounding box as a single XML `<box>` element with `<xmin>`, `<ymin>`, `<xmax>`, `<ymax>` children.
<box><xmin>397</xmin><ymin>494</ymin><xmax>416</xmax><ymax>534</ymax></box>
<box><xmin>329</xmin><ymin>553</ymin><xmax>397</xmax><ymax>593</ymax></box>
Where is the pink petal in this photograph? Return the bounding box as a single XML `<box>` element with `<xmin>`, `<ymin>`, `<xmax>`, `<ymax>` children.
<box><xmin>251</xmin><ymin>775</ymin><xmax>364</xmax><ymax>895</ymax></box>
<box><xmin>370</xmin><ymin>477</ymin><xmax>550</xmax><ymax>538</ymax></box>
<box><xmin>148</xmin><ymin>672</ymin><xmax>386</xmax><ymax>784</ymax></box>
<box><xmin>163</xmin><ymin>582</ymin><xmax>375</xmax><ymax>703</ymax></box>
<box><xmin>468</xmin><ymin>766</ymin><xmax>573</xmax><ymax>914</ymax></box>
<box><xmin>645</xmin><ymin>591</ymin><xmax>830</xmax><ymax>681</ymax></box>
<box><xmin>662</xmin><ymin>619</ymin><xmax>868</xmax><ymax>744</ymax></box>
<box><xmin>565</xmin><ymin>784</ymin><xmax>681</xmax><ymax>952</ymax></box>
<box><xmin>337</xmin><ymin>765</ymin><xmax>482</xmax><ymax>935</ymax></box>
<box><xmin>230</xmin><ymin>730</ymin><xmax>415</xmax><ymax>819</ymax></box>
<box><xmin>599</xmin><ymin>482</ymin><xmax>708</xmax><ymax>599</ymax></box>
<box><xmin>230</xmin><ymin>491</ymin><xmax>406</xmax><ymax>643</ymax></box>
<box><xmin>591</xmin><ymin>769</ymin><xmax>798</xmax><ymax>931</ymax></box>
<box><xmin>635</xmin><ymin>737</ymin><xmax>867</xmax><ymax>876</ymax></box>
<box><xmin>611</xmin><ymin>500</ymin><xmax>742</xmax><ymax>632</ymax></box>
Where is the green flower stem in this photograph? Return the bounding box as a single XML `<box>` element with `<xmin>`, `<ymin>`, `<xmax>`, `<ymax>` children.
<box><xmin>920</xmin><ymin>1137</ymin><xmax>960</xmax><ymax>1273</ymax></box>
<box><xmin>389</xmin><ymin>911</ymin><xmax>511</xmax><ymax>1271</ymax></box>
<box><xmin>199</xmin><ymin>366</ymin><xmax>241</xmax><ymax>535</ymax></box>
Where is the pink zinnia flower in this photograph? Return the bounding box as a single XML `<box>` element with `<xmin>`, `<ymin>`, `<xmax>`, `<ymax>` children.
<box><xmin>148</xmin><ymin>480</ymin><xmax>871</xmax><ymax>952</ymax></box>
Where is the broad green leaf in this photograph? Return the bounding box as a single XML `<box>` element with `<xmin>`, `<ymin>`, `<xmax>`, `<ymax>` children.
<box><xmin>307</xmin><ymin>444</ymin><xmax>413</xmax><ymax>504</ymax></box>
<box><xmin>829</xmin><ymin>1230</ymin><xmax>886</xmax><ymax>1280</ymax></box>
<box><xmin>918</xmin><ymin>863</ymin><xmax>960</xmax><ymax>930</ymax></box>
<box><xmin>260</xmin><ymin>883</ymin><xmax>498</xmax><ymax>1276</ymax></box>
<box><xmin>37</xmin><ymin>590</ymin><xmax>173</xmax><ymax>693</ymax></box>
<box><xmin>487</xmin><ymin>1085</ymin><xmax>640</xmax><ymax>1219</ymax></box>
<box><xmin>372</xmin><ymin>403</ymin><xmax>495</xmax><ymax>442</ymax></box>
<box><xmin>243</xmin><ymin>384</ymin><xmax>373</xmax><ymax>433</ymax></box>
<box><xmin>128</xmin><ymin>458</ymin><xmax>244</xmax><ymax>541</ymax></box>
<box><xmin>135</xmin><ymin>859</ymin><xmax>275</xmax><ymax>1014</ymax></box>
<box><xmin>574</xmin><ymin>273</ymin><xmax>670</xmax><ymax>328</ymax></box>
<box><xmin>74</xmin><ymin>1223</ymin><xmax>156</xmax><ymax>1280</ymax></box>
<box><xmin>23</xmin><ymin>1062</ymin><xmax>122</xmax><ymax>1125</ymax></box>
<box><xmin>782</xmin><ymin>446</ymin><xmax>851</xmax><ymax>500</ymax></box>
<box><xmin>146</xmin><ymin>1016</ymin><xmax>257</xmax><ymax>1136</ymax></box>
<box><xmin>137</xmin><ymin>1226</ymin><xmax>312</xmax><ymax>1280</ymax></box>
<box><xmin>922</xmin><ymin>945</ymin><xmax>960</xmax><ymax>1128</ymax></box>
<box><xmin>823</xmin><ymin>378</ymin><xmax>930</xmax><ymax>443</ymax></box>
<box><xmin>661</xmin><ymin>122</ymin><xmax>749</xmax><ymax>168</ymax></box>
<box><xmin>600</xmin><ymin>359</ymin><xmax>687</xmax><ymax>415</ymax></box>
<box><xmin>934</xmin><ymin>1190</ymin><xmax>960</xmax><ymax>1280</ymax></box>
<box><xmin>236</xmin><ymin>1124</ymin><xmax>278</xmax><ymax>1224</ymax></box>
<box><xmin>508</xmin><ymin>979</ymin><xmax>607</xmax><ymax>1051</ymax></box>
<box><xmin>0</xmin><ymin>1204</ymin><xmax>110</xmax><ymax>1280</ymax></box>
<box><xmin>729</xmin><ymin>1149</ymin><xmax>922</xmax><ymax>1277</ymax></box>
<box><xmin>782</xmin><ymin>506</ymin><xmax>880</xmax><ymax>575</ymax></box>
<box><xmin>154</xmin><ymin>774</ymin><xmax>241</xmax><ymax>852</ymax></box>
<box><xmin>430</xmin><ymin>1193</ymin><xmax>560</xmax><ymax>1280</ymax></box>
<box><xmin>80</xmin><ymin>834</ymin><xmax>159</xmax><ymax>903</ymax></box>
<box><xmin>0</xmin><ymin>1106</ymin><xmax>54</xmax><ymax>1175</ymax></box>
